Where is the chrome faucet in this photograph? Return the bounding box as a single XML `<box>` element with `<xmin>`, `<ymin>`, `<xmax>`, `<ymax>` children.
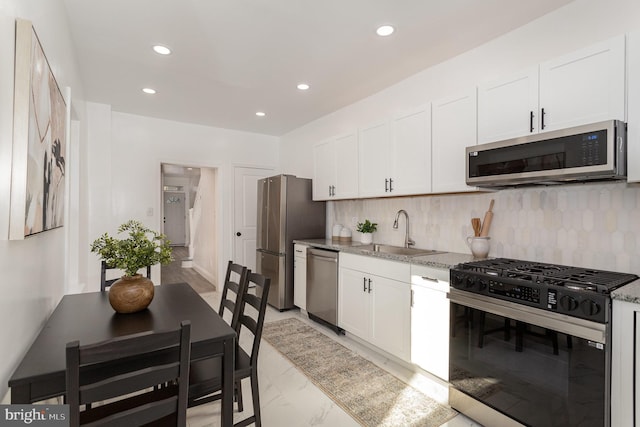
<box><xmin>393</xmin><ymin>209</ymin><xmax>415</xmax><ymax>248</ymax></box>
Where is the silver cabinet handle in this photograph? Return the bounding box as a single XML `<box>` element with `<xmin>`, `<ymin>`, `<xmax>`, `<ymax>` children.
<box><xmin>421</xmin><ymin>276</ymin><xmax>439</xmax><ymax>283</ymax></box>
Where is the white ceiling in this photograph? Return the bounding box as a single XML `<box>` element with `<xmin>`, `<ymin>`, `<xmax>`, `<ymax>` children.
<box><xmin>62</xmin><ymin>0</ymin><xmax>574</xmax><ymax>136</ymax></box>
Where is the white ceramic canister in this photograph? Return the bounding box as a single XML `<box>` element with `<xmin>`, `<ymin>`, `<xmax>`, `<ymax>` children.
<box><xmin>466</xmin><ymin>236</ymin><xmax>490</xmax><ymax>258</ymax></box>
<box><xmin>332</xmin><ymin>224</ymin><xmax>343</xmax><ymax>240</ymax></box>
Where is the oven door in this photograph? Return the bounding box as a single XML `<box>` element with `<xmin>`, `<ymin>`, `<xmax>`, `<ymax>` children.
<box><xmin>448</xmin><ymin>288</ymin><xmax>609</xmax><ymax>427</ymax></box>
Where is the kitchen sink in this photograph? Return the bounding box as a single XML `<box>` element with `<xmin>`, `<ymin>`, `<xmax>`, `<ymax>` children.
<box><xmin>358</xmin><ymin>244</ymin><xmax>445</xmax><ymax>257</ymax></box>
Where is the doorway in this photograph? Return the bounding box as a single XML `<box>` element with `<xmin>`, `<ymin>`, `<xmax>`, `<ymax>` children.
<box><xmin>161</xmin><ymin>163</ymin><xmax>216</xmax><ymax>289</ymax></box>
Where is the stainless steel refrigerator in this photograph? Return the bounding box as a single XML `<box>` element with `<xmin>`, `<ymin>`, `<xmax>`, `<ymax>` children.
<box><xmin>256</xmin><ymin>175</ymin><xmax>326</xmax><ymax>310</ymax></box>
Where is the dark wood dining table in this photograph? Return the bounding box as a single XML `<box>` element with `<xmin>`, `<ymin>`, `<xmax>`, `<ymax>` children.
<box><xmin>8</xmin><ymin>282</ymin><xmax>236</xmax><ymax>426</ymax></box>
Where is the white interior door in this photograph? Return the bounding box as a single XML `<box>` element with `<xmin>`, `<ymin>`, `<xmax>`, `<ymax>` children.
<box><xmin>163</xmin><ymin>191</ymin><xmax>186</xmax><ymax>245</ymax></box>
<box><xmin>234</xmin><ymin>167</ymin><xmax>273</xmax><ymax>271</ymax></box>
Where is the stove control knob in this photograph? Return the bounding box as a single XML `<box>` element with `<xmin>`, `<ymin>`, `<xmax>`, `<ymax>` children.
<box><xmin>478</xmin><ymin>278</ymin><xmax>488</xmax><ymax>291</ymax></box>
<box><xmin>559</xmin><ymin>295</ymin><xmax>579</xmax><ymax>311</ymax></box>
<box><xmin>581</xmin><ymin>300</ymin><xmax>600</xmax><ymax>316</ymax></box>
<box><xmin>465</xmin><ymin>276</ymin><xmax>475</xmax><ymax>289</ymax></box>
<box><xmin>451</xmin><ymin>273</ymin><xmax>465</xmax><ymax>287</ymax></box>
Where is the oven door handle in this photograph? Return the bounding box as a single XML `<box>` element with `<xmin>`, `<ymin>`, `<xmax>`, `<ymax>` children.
<box><xmin>447</xmin><ymin>288</ymin><xmax>607</xmax><ymax>343</ymax></box>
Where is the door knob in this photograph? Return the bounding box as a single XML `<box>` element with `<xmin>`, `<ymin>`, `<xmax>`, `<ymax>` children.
<box><xmin>236</xmin><ymin>232</ymin><xmax>242</xmax><ymax>236</ymax></box>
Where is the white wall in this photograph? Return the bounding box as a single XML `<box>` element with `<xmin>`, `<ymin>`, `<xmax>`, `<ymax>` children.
<box><xmin>192</xmin><ymin>168</ymin><xmax>218</xmax><ymax>284</ymax></box>
<box><xmin>0</xmin><ymin>0</ymin><xmax>85</xmax><ymax>401</ymax></box>
<box><xmin>84</xmin><ymin>107</ymin><xmax>279</xmax><ymax>290</ymax></box>
<box><xmin>280</xmin><ymin>0</ymin><xmax>640</xmax><ymax>177</ymax></box>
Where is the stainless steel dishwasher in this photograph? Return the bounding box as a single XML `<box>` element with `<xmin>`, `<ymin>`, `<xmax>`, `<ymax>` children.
<box><xmin>306</xmin><ymin>247</ymin><xmax>342</xmax><ymax>333</ymax></box>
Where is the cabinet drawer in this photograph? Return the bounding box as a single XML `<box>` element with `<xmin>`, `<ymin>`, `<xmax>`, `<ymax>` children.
<box><xmin>411</xmin><ymin>264</ymin><xmax>449</xmax><ymax>282</ymax></box>
<box><xmin>294</xmin><ymin>244</ymin><xmax>308</xmax><ymax>257</ymax></box>
<box><xmin>340</xmin><ymin>253</ymin><xmax>409</xmax><ymax>281</ymax></box>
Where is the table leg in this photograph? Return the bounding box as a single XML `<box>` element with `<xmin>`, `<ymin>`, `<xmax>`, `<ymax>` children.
<box><xmin>222</xmin><ymin>336</ymin><xmax>235</xmax><ymax>427</ymax></box>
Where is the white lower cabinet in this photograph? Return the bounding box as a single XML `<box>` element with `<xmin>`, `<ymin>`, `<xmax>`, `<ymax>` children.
<box><xmin>611</xmin><ymin>299</ymin><xmax>639</xmax><ymax>427</ymax></box>
<box><xmin>338</xmin><ymin>253</ymin><xmax>411</xmax><ymax>361</ymax></box>
<box><xmin>293</xmin><ymin>244</ymin><xmax>308</xmax><ymax>310</ymax></box>
<box><xmin>410</xmin><ymin>265</ymin><xmax>450</xmax><ymax>381</ymax></box>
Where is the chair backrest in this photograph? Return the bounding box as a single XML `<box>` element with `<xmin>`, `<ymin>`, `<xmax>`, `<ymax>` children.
<box><xmin>238</xmin><ymin>271</ymin><xmax>271</xmax><ymax>367</ymax></box>
<box><xmin>101</xmin><ymin>260</ymin><xmax>152</xmax><ymax>291</ymax></box>
<box><xmin>66</xmin><ymin>320</ymin><xmax>191</xmax><ymax>427</ymax></box>
<box><xmin>218</xmin><ymin>260</ymin><xmax>248</xmax><ymax>331</ymax></box>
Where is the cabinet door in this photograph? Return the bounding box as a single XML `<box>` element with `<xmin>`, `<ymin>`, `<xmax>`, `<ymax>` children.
<box><xmin>391</xmin><ymin>105</ymin><xmax>432</xmax><ymax>196</ymax></box>
<box><xmin>627</xmin><ymin>30</ymin><xmax>640</xmax><ymax>183</ymax></box>
<box><xmin>611</xmin><ymin>299</ymin><xmax>637</xmax><ymax>427</ymax></box>
<box><xmin>358</xmin><ymin>121</ymin><xmax>390</xmax><ymax>198</ymax></box>
<box><xmin>432</xmin><ymin>90</ymin><xmax>477</xmax><ymax>193</ymax></box>
<box><xmin>312</xmin><ymin>140</ymin><xmax>335</xmax><ymax>201</ymax></box>
<box><xmin>293</xmin><ymin>245</ymin><xmax>307</xmax><ymax>310</ymax></box>
<box><xmin>334</xmin><ymin>132</ymin><xmax>359</xmax><ymax>199</ymax></box>
<box><xmin>370</xmin><ymin>275</ymin><xmax>411</xmax><ymax>361</ymax></box>
<box><xmin>539</xmin><ymin>35</ymin><xmax>625</xmax><ymax>132</ymax></box>
<box><xmin>338</xmin><ymin>267</ymin><xmax>370</xmax><ymax>340</ymax></box>
<box><xmin>477</xmin><ymin>67</ymin><xmax>539</xmax><ymax>143</ymax></box>
<box><xmin>411</xmin><ymin>284</ymin><xmax>449</xmax><ymax>380</ymax></box>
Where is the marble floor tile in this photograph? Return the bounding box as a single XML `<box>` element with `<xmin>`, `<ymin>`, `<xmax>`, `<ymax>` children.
<box><xmin>187</xmin><ymin>286</ymin><xmax>476</xmax><ymax>427</ymax></box>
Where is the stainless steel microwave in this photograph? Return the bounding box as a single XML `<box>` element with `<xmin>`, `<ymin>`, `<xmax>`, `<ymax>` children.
<box><xmin>466</xmin><ymin>120</ymin><xmax>627</xmax><ymax>187</ymax></box>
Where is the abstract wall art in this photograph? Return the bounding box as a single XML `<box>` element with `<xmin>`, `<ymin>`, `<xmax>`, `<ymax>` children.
<box><xmin>10</xmin><ymin>19</ymin><xmax>67</xmax><ymax>239</ymax></box>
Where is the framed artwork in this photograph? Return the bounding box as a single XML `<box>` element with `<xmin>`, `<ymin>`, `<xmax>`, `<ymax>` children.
<box><xmin>10</xmin><ymin>19</ymin><xmax>67</xmax><ymax>239</ymax></box>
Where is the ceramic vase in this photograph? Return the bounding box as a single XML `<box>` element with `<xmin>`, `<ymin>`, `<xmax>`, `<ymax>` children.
<box><xmin>361</xmin><ymin>232</ymin><xmax>373</xmax><ymax>244</ymax></box>
<box><xmin>108</xmin><ymin>274</ymin><xmax>154</xmax><ymax>313</ymax></box>
<box><xmin>466</xmin><ymin>236</ymin><xmax>490</xmax><ymax>258</ymax></box>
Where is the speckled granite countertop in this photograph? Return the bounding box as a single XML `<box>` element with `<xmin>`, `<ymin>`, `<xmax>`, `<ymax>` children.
<box><xmin>611</xmin><ymin>279</ymin><xmax>640</xmax><ymax>303</ymax></box>
<box><xmin>293</xmin><ymin>238</ymin><xmax>478</xmax><ymax>269</ymax></box>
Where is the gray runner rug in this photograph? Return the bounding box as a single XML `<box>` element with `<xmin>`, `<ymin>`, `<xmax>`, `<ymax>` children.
<box><xmin>262</xmin><ymin>317</ymin><xmax>458</xmax><ymax>427</ymax></box>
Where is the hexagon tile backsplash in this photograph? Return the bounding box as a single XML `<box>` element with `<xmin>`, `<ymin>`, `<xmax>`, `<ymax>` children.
<box><xmin>330</xmin><ymin>182</ymin><xmax>640</xmax><ymax>275</ymax></box>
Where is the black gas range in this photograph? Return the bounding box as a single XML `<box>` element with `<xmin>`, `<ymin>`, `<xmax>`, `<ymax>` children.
<box><xmin>448</xmin><ymin>258</ymin><xmax>639</xmax><ymax>427</ymax></box>
<box><xmin>450</xmin><ymin>257</ymin><xmax>638</xmax><ymax>323</ymax></box>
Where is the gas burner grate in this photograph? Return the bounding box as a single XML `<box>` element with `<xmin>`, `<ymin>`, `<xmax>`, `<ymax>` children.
<box><xmin>456</xmin><ymin>258</ymin><xmax>638</xmax><ymax>293</ymax></box>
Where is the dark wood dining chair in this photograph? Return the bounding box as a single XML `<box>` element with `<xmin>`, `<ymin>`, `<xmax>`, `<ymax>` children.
<box><xmin>101</xmin><ymin>260</ymin><xmax>152</xmax><ymax>291</ymax></box>
<box><xmin>66</xmin><ymin>320</ymin><xmax>191</xmax><ymax>427</ymax></box>
<box><xmin>219</xmin><ymin>260</ymin><xmax>249</xmax><ymax>330</ymax></box>
<box><xmin>188</xmin><ymin>272</ymin><xmax>271</xmax><ymax>427</ymax></box>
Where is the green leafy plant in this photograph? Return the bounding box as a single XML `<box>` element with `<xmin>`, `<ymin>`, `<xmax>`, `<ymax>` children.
<box><xmin>90</xmin><ymin>220</ymin><xmax>173</xmax><ymax>277</ymax></box>
<box><xmin>356</xmin><ymin>219</ymin><xmax>378</xmax><ymax>233</ymax></box>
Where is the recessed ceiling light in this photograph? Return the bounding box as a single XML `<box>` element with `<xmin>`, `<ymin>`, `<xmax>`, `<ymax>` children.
<box><xmin>153</xmin><ymin>45</ymin><xmax>171</xmax><ymax>55</ymax></box>
<box><xmin>376</xmin><ymin>25</ymin><xmax>395</xmax><ymax>37</ymax></box>
<box><xmin>142</xmin><ymin>88</ymin><xmax>156</xmax><ymax>94</ymax></box>
<box><xmin>297</xmin><ymin>83</ymin><xmax>310</xmax><ymax>91</ymax></box>
<box><xmin>256</xmin><ymin>111</ymin><xmax>266</xmax><ymax>117</ymax></box>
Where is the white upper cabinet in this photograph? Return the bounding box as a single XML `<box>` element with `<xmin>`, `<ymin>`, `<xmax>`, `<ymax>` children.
<box><xmin>358</xmin><ymin>105</ymin><xmax>431</xmax><ymax>198</ymax></box>
<box><xmin>312</xmin><ymin>140</ymin><xmax>335</xmax><ymax>201</ymax></box>
<box><xmin>477</xmin><ymin>67</ymin><xmax>539</xmax><ymax>143</ymax></box>
<box><xmin>391</xmin><ymin>105</ymin><xmax>432</xmax><ymax>196</ymax></box>
<box><xmin>539</xmin><ymin>35</ymin><xmax>625</xmax><ymax>132</ymax></box>
<box><xmin>358</xmin><ymin>120</ymin><xmax>391</xmax><ymax>198</ymax></box>
<box><xmin>312</xmin><ymin>132</ymin><xmax>359</xmax><ymax>201</ymax></box>
<box><xmin>432</xmin><ymin>90</ymin><xmax>477</xmax><ymax>193</ymax></box>
<box><xmin>477</xmin><ymin>35</ymin><xmax>626</xmax><ymax>144</ymax></box>
<box><xmin>625</xmin><ymin>30</ymin><xmax>640</xmax><ymax>183</ymax></box>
